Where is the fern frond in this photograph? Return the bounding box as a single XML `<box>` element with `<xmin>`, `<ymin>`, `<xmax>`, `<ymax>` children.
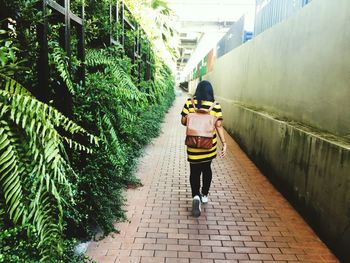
<box><xmin>0</xmin><ymin>74</ymin><xmax>99</xmax><ymax>259</ymax></box>
<box><xmin>98</xmin><ymin>114</ymin><xmax>127</xmax><ymax>170</ymax></box>
<box><xmin>0</xmin><ymin>73</ymin><xmax>32</xmax><ymax>96</ymax></box>
<box><xmin>50</xmin><ymin>42</ymin><xmax>75</xmax><ymax>95</ymax></box>
<box><xmin>0</xmin><ymin>123</ymin><xmax>27</xmax><ymax>224</ymax></box>
<box><xmin>0</xmin><ymin>87</ymin><xmax>99</xmax><ymax>147</ymax></box>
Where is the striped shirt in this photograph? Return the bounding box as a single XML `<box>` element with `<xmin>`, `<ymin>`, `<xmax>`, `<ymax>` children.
<box><xmin>181</xmin><ymin>98</ymin><xmax>223</xmax><ymax>163</ymax></box>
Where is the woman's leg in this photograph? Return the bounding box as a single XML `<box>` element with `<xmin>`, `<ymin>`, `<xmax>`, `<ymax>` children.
<box><xmin>201</xmin><ymin>161</ymin><xmax>212</xmax><ymax>196</ymax></box>
<box><xmin>189</xmin><ymin>163</ymin><xmax>201</xmax><ymax>197</ymax></box>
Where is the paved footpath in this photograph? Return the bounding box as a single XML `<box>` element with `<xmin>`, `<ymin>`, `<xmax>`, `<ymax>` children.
<box><xmin>86</xmin><ymin>94</ymin><xmax>339</xmax><ymax>263</ymax></box>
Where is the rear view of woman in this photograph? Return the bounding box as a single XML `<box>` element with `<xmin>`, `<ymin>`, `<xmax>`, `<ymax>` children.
<box><xmin>181</xmin><ymin>80</ymin><xmax>227</xmax><ymax>217</ymax></box>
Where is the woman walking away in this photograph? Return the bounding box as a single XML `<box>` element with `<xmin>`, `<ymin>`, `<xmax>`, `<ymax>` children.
<box><xmin>181</xmin><ymin>80</ymin><xmax>227</xmax><ymax>217</ymax></box>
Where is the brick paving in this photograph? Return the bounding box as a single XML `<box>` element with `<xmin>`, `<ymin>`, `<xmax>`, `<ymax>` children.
<box><xmin>85</xmin><ymin>94</ymin><xmax>339</xmax><ymax>263</ymax></box>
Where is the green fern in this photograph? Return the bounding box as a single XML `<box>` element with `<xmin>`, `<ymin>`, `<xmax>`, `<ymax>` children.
<box><xmin>85</xmin><ymin>48</ymin><xmax>118</xmax><ymax>67</ymax></box>
<box><xmin>86</xmin><ymin>49</ymin><xmax>149</xmax><ymax>129</ymax></box>
<box><xmin>0</xmin><ymin>73</ymin><xmax>98</xmax><ymax>260</ymax></box>
<box><xmin>50</xmin><ymin>42</ymin><xmax>75</xmax><ymax>95</ymax></box>
<box><xmin>98</xmin><ymin>114</ymin><xmax>127</xmax><ymax>173</ymax></box>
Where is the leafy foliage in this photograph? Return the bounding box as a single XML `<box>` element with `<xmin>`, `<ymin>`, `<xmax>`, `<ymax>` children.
<box><xmin>49</xmin><ymin>41</ymin><xmax>76</xmax><ymax>95</ymax></box>
<box><xmin>0</xmin><ymin>32</ymin><xmax>98</xmax><ymax>260</ymax></box>
<box><xmin>0</xmin><ymin>73</ymin><xmax>98</xmax><ymax>260</ymax></box>
<box><xmin>84</xmin><ymin>0</ymin><xmax>111</xmax><ymax>47</ymax></box>
<box><xmin>0</xmin><ymin>30</ymin><xmax>26</xmax><ymax>77</ymax></box>
<box><xmin>0</xmin><ymin>0</ymin><xmax>176</xmax><ymax>261</ymax></box>
<box><xmin>68</xmin><ymin>46</ymin><xmax>174</xmax><ymax>237</ymax></box>
<box><xmin>0</xmin><ymin>224</ymin><xmax>40</xmax><ymax>262</ymax></box>
<box><xmin>0</xmin><ymin>1</ymin><xmax>44</xmax><ymax>92</ymax></box>
<box><xmin>126</xmin><ymin>0</ymin><xmax>179</xmax><ymax>60</ymax></box>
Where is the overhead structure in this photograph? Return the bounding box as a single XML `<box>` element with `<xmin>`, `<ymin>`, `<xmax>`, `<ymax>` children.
<box><xmin>167</xmin><ymin>0</ymin><xmax>256</xmax><ymax>82</ymax></box>
<box><xmin>175</xmin><ymin>20</ymin><xmax>234</xmax><ymax>75</ymax></box>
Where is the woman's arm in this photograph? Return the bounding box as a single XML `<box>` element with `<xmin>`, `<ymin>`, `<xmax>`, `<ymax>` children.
<box><xmin>215</xmin><ymin>120</ymin><xmax>227</xmax><ymax>157</ymax></box>
<box><xmin>181</xmin><ymin>116</ymin><xmax>187</xmax><ymax>126</ymax></box>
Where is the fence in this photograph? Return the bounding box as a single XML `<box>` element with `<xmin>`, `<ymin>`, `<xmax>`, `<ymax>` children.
<box><xmin>254</xmin><ymin>0</ymin><xmax>312</xmax><ymax>36</ymax></box>
<box><xmin>1</xmin><ymin>0</ymin><xmax>153</xmax><ymax>116</ymax></box>
<box><xmin>37</xmin><ymin>0</ymin><xmax>85</xmax><ymax>117</ymax></box>
<box><xmin>109</xmin><ymin>0</ymin><xmax>152</xmax><ymax>81</ymax></box>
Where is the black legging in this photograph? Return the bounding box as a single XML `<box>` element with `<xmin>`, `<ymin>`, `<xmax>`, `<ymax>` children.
<box><xmin>189</xmin><ymin>161</ymin><xmax>212</xmax><ymax>198</ymax></box>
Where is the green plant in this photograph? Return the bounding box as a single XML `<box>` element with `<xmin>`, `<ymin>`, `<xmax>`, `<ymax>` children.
<box><xmin>84</xmin><ymin>0</ymin><xmax>111</xmax><ymax>48</ymax></box>
<box><xmin>0</xmin><ymin>30</ymin><xmax>26</xmax><ymax>77</ymax></box>
<box><xmin>0</xmin><ymin>72</ymin><xmax>98</xmax><ymax>260</ymax></box>
<box><xmin>0</xmin><ymin>1</ymin><xmax>45</xmax><ymax>93</ymax></box>
<box><xmin>49</xmin><ymin>39</ymin><xmax>76</xmax><ymax>95</ymax></box>
<box><xmin>1</xmin><ymin>0</ymin><xmax>176</xmax><ymax>261</ymax></box>
<box><xmin>125</xmin><ymin>0</ymin><xmax>179</xmax><ymax>62</ymax></box>
<box><xmin>0</xmin><ymin>224</ymin><xmax>40</xmax><ymax>262</ymax></box>
<box><xmin>66</xmin><ymin>48</ymin><xmax>145</xmax><ymax>236</ymax></box>
<box><xmin>67</xmin><ymin>46</ymin><xmax>174</xmax><ymax>238</ymax></box>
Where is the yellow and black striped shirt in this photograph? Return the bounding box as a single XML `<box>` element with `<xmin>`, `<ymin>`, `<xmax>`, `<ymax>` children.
<box><xmin>181</xmin><ymin>98</ymin><xmax>223</xmax><ymax>163</ymax></box>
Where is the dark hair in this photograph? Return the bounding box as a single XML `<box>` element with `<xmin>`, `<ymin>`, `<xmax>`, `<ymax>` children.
<box><xmin>194</xmin><ymin>80</ymin><xmax>215</xmax><ymax>108</ymax></box>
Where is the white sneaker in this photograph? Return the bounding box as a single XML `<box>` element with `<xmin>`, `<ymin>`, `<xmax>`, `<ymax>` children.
<box><xmin>201</xmin><ymin>195</ymin><xmax>208</xmax><ymax>204</ymax></box>
<box><xmin>192</xmin><ymin>195</ymin><xmax>201</xmax><ymax>217</ymax></box>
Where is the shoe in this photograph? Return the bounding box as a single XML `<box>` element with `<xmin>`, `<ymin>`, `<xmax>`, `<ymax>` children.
<box><xmin>201</xmin><ymin>195</ymin><xmax>208</xmax><ymax>204</ymax></box>
<box><xmin>192</xmin><ymin>195</ymin><xmax>201</xmax><ymax>217</ymax></box>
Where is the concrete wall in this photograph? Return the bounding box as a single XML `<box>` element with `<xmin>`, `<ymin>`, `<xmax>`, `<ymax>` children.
<box><xmin>190</xmin><ymin>0</ymin><xmax>350</xmax><ymax>260</ymax></box>
<box><xmin>207</xmin><ymin>0</ymin><xmax>350</xmax><ymax>137</ymax></box>
<box><xmin>225</xmin><ymin>104</ymin><xmax>350</xmax><ymax>261</ymax></box>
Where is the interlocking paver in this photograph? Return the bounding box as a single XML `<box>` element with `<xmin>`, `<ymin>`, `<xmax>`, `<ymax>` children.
<box><xmin>85</xmin><ymin>94</ymin><xmax>339</xmax><ymax>262</ymax></box>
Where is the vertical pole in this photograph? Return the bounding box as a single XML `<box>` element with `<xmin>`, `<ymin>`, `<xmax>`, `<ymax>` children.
<box><xmin>116</xmin><ymin>0</ymin><xmax>119</xmax><ymax>21</ymax></box>
<box><xmin>65</xmin><ymin>0</ymin><xmax>72</xmax><ymax>116</ymax></box>
<box><xmin>77</xmin><ymin>2</ymin><xmax>85</xmax><ymax>87</ymax></box>
<box><xmin>65</xmin><ymin>0</ymin><xmax>71</xmax><ymax>57</ymax></box>
<box><xmin>148</xmin><ymin>43</ymin><xmax>152</xmax><ymax>81</ymax></box>
<box><xmin>57</xmin><ymin>0</ymin><xmax>72</xmax><ymax>117</ymax></box>
<box><xmin>121</xmin><ymin>0</ymin><xmax>124</xmax><ymax>48</ymax></box>
<box><xmin>58</xmin><ymin>0</ymin><xmax>65</xmax><ymax>50</ymax></box>
<box><xmin>132</xmin><ymin>25</ymin><xmax>136</xmax><ymax>66</ymax></box>
<box><xmin>138</xmin><ymin>30</ymin><xmax>142</xmax><ymax>83</ymax></box>
<box><xmin>109</xmin><ymin>0</ymin><xmax>112</xmax><ymax>45</ymax></box>
<box><xmin>145</xmin><ymin>42</ymin><xmax>149</xmax><ymax>81</ymax></box>
<box><xmin>37</xmin><ymin>0</ymin><xmax>50</xmax><ymax>102</ymax></box>
<box><xmin>116</xmin><ymin>0</ymin><xmax>119</xmax><ymax>41</ymax></box>
<box><xmin>144</xmin><ymin>39</ymin><xmax>150</xmax><ymax>81</ymax></box>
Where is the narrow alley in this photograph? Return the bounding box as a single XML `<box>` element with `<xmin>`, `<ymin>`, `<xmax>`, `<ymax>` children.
<box><xmin>85</xmin><ymin>94</ymin><xmax>338</xmax><ymax>263</ymax></box>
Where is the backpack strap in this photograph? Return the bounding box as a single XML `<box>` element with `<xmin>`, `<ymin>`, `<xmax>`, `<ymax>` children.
<box><xmin>208</xmin><ymin>101</ymin><xmax>217</xmax><ymax>112</ymax></box>
<box><xmin>190</xmin><ymin>97</ymin><xmax>197</xmax><ymax>111</ymax></box>
<box><xmin>191</xmin><ymin>98</ymin><xmax>217</xmax><ymax>112</ymax></box>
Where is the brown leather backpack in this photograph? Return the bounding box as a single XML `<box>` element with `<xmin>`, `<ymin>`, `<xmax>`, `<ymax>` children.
<box><xmin>185</xmin><ymin>98</ymin><xmax>217</xmax><ymax>149</ymax></box>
